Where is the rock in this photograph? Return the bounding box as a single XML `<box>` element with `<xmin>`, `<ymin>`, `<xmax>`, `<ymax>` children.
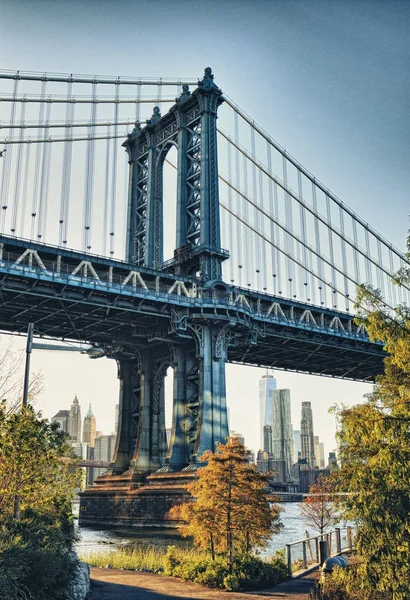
<box><xmin>67</xmin><ymin>552</ymin><xmax>90</xmax><ymax>600</ymax></box>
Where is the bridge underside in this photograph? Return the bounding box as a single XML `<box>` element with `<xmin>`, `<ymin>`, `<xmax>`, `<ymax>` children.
<box><xmin>0</xmin><ymin>236</ymin><xmax>384</xmax><ymax>381</ymax></box>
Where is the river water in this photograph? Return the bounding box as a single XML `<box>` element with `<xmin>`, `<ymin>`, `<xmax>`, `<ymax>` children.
<box><xmin>75</xmin><ymin>503</ymin><xmax>346</xmax><ymax>557</ymax></box>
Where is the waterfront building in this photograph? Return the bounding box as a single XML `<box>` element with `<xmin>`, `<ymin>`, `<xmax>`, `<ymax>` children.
<box><xmin>82</xmin><ymin>404</ymin><xmax>97</xmax><ymax>447</ymax></box>
<box><xmin>300</xmin><ymin>402</ymin><xmax>316</xmax><ymax>468</ymax></box>
<box><xmin>68</xmin><ymin>395</ymin><xmax>82</xmax><ymax>442</ymax></box>
<box><xmin>51</xmin><ymin>409</ymin><xmax>70</xmax><ymax>433</ymax></box>
<box><xmin>259</xmin><ymin>372</ymin><xmax>277</xmax><ymax>449</ymax></box>
<box><xmin>94</xmin><ymin>434</ymin><xmax>116</xmax><ymax>478</ymax></box>
<box><xmin>272</xmin><ymin>389</ymin><xmax>294</xmax><ymax>481</ymax></box>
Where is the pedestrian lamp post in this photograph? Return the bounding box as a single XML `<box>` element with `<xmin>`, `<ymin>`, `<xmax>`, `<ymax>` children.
<box><xmin>22</xmin><ymin>323</ymin><xmax>34</xmax><ymax>407</ymax></box>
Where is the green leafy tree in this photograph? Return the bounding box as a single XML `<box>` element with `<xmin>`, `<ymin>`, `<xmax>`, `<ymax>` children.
<box><xmin>171</xmin><ymin>437</ymin><xmax>282</xmax><ymax>566</ymax></box>
<box><xmin>331</xmin><ymin>237</ymin><xmax>410</xmax><ymax>600</ymax></box>
<box><xmin>0</xmin><ymin>403</ymin><xmax>80</xmax><ymax>518</ymax></box>
<box><xmin>299</xmin><ymin>474</ymin><xmax>338</xmax><ymax>535</ymax></box>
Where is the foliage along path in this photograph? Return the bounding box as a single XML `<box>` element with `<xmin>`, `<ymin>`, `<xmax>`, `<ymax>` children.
<box><xmin>90</xmin><ymin>566</ymin><xmax>320</xmax><ymax>599</ymax></box>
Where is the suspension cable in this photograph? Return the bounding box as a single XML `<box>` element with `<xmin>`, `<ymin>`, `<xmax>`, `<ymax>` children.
<box><xmin>222</xmin><ymin>94</ymin><xmax>408</xmax><ymax>266</ymax></box>
<box><xmin>217</xmin><ymin>127</ymin><xmax>409</xmax><ymax>285</ymax></box>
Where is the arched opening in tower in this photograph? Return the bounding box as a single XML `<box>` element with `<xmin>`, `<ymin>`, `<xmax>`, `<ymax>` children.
<box><xmin>164</xmin><ymin>364</ymin><xmax>174</xmax><ymax>455</ymax></box>
<box><xmin>162</xmin><ymin>145</ymin><xmax>178</xmax><ymax>263</ymax></box>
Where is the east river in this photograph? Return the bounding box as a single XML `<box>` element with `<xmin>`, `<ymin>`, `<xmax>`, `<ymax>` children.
<box><xmin>75</xmin><ymin>503</ymin><xmax>347</xmax><ymax>557</ymax></box>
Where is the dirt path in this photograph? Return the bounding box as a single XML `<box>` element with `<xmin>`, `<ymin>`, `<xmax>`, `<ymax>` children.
<box><xmin>89</xmin><ymin>567</ymin><xmax>320</xmax><ymax>599</ymax></box>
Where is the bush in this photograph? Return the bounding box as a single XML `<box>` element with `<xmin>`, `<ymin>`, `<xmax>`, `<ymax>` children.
<box><xmin>322</xmin><ymin>565</ymin><xmax>394</xmax><ymax>600</ymax></box>
<box><xmin>163</xmin><ymin>546</ymin><xmax>288</xmax><ymax>591</ymax></box>
<box><xmin>0</xmin><ymin>508</ymin><xmax>76</xmax><ymax>600</ymax></box>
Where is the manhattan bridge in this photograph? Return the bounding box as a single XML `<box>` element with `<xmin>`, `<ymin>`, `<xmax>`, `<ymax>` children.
<box><xmin>0</xmin><ymin>67</ymin><xmax>408</xmax><ymax>480</ymax></box>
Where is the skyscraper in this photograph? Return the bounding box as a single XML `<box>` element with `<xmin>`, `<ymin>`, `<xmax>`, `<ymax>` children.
<box><xmin>293</xmin><ymin>429</ymin><xmax>301</xmax><ymax>463</ymax></box>
<box><xmin>51</xmin><ymin>410</ymin><xmax>70</xmax><ymax>433</ymax></box>
<box><xmin>263</xmin><ymin>425</ymin><xmax>273</xmax><ymax>454</ymax></box>
<box><xmin>271</xmin><ymin>389</ymin><xmax>294</xmax><ymax>481</ymax></box>
<box><xmin>94</xmin><ymin>434</ymin><xmax>116</xmax><ymax>478</ymax></box>
<box><xmin>300</xmin><ymin>402</ymin><xmax>315</xmax><ymax>468</ymax></box>
<box><xmin>314</xmin><ymin>435</ymin><xmax>326</xmax><ymax>468</ymax></box>
<box><xmin>82</xmin><ymin>404</ymin><xmax>96</xmax><ymax>447</ymax></box>
<box><xmin>259</xmin><ymin>372</ymin><xmax>276</xmax><ymax>449</ymax></box>
<box><xmin>68</xmin><ymin>395</ymin><xmax>81</xmax><ymax>442</ymax></box>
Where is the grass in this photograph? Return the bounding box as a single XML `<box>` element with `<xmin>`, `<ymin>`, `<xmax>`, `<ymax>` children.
<box><xmin>78</xmin><ymin>545</ymin><xmax>201</xmax><ymax>573</ymax></box>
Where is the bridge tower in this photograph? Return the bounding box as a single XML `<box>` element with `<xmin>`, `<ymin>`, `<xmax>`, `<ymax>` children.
<box><xmin>106</xmin><ymin>68</ymin><xmax>230</xmax><ymax>481</ymax></box>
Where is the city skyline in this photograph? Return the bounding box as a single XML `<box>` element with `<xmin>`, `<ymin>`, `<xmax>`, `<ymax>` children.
<box><xmin>0</xmin><ymin>0</ymin><xmax>408</xmax><ymax>459</ymax></box>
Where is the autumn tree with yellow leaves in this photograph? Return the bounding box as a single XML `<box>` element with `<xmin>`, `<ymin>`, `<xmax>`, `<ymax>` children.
<box><xmin>171</xmin><ymin>437</ymin><xmax>282</xmax><ymax>565</ymax></box>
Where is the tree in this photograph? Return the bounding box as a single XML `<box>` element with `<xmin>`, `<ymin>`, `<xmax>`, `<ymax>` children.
<box><xmin>331</xmin><ymin>238</ymin><xmax>410</xmax><ymax>599</ymax></box>
<box><xmin>299</xmin><ymin>474</ymin><xmax>338</xmax><ymax>535</ymax></box>
<box><xmin>0</xmin><ymin>338</ymin><xmax>43</xmax><ymax>415</ymax></box>
<box><xmin>171</xmin><ymin>437</ymin><xmax>282</xmax><ymax>566</ymax></box>
<box><xmin>0</xmin><ymin>403</ymin><xmax>80</xmax><ymax>519</ymax></box>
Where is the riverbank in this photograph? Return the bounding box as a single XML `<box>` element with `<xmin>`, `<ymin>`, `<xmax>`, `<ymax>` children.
<box><xmin>89</xmin><ymin>566</ymin><xmax>320</xmax><ymax>599</ymax></box>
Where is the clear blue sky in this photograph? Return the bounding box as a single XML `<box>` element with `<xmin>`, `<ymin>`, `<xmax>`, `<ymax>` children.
<box><xmin>1</xmin><ymin>0</ymin><xmax>409</xmax><ymax>456</ymax></box>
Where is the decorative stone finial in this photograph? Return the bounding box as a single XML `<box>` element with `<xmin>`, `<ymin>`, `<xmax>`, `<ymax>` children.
<box><xmin>177</xmin><ymin>84</ymin><xmax>191</xmax><ymax>104</ymax></box>
<box><xmin>146</xmin><ymin>106</ymin><xmax>161</xmax><ymax>125</ymax></box>
<box><xmin>198</xmin><ymin>67</ymin><xmax>220</xmax><ymax>91</ymax></box>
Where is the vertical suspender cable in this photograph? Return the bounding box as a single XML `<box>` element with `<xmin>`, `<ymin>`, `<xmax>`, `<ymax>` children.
<box><xmin>157</xmin><ymin>78</ymin><xmax>162</xmax><ymax>112</ymax></box>
<box><xmin>109</xmin><ymin>81</ymin><xmax>120</xmax><ymax>256</ymax></box>
<box><xmin>37</xmin><ymin>100</ymin><xmax>52</xmax><ymax>240</ymax></box>
<box><xmin>83</xmin><ymin>80</ymin><xmax>97</xmax><ymax>251</ymax></box>
<box><xmin>274</xmin><ymin>180</ymin><xmax>282</xmax><ymax>294</ymax></box>
<box><xmin>234</xmin><ymin>111</ymin><xmax>242</xmax><ymax>286</ymax></box>
<box><xmin>59</xmin><ymin>80</ymin><xmax>74</xmax><ymax>246</ymax></box>
<box><xmin>243</xmin><ymin>149</ymin><xmax>251</xmax><ymax>286</ymax></box>
<box><xmin>31</xmin><ymin>79</ymin><xmax>46</xmax><ymax>239</ymax></box>
<box><xmin>19</xmin><ymin>142</ymin><xmax>31</xmax><ymax>237</ymax></box>
<box><xmin>376</xmin><ymin>238</ymin><xmax>384</xmax><ymax>295</ymax></box>
<box><xmin>11</xmin><ymin>99</ymin><xmax>27</xmax><ymax>234</ymax></box>
<box><xmin>135</xmin><ymin>81</ymin><xmax>141</xmax><ymax>123</ymax></box>
<box><xmin>259</xmin><ymin>167</ymin><xmax>267</xmax><ymax>290</ymax></box>
<box><xmin>298</xmin><ymin>170</ymin><xmax>309</xmax><ymax>301</ymax></box>
<box><xmin>326</xmin><ymin>195</ymin><xmax>337</xmax><ymax>308</ymax></box>
<box><xmin>352</xmin><ymin>217</ymin><xmax>361</xmax><ymax>288</ymax></box>
<box><xmin>339</xmin><ymin>206</ymin><xmax>349</xmax><ymax>306</ymax></box>
<box><xmin>0</xmin><ymin>76</ymin><xmax>19</xmax><ymax>234</ymax></box>
<box><xmin>267</xmin><ymin>142</ymin><xmax>277</xmax><ymax>295</ymax></box>
<box><xmin>103</xmin><ymin>125</ymin><xmax>111</xmax><ymax>256</ymax></box>
<box><xmin>227</xmin><ymin>137</ymin><xmax>234</xmax><ymax>282</ymax></box>
<box><xmin>283</xmin><ymin>156</ymin><xmax>294</xmax><ymax>298</ymax></box>
<box><xmin>313</xmin><ymin>183</ymin><xmax>325</xmax><ymax>306</ymax></box>
<box><xmin>364</xmin><ymin>229</ymin><xmax>372</xmax><ymax>285</ymax></box>
<box><xmin>389</xmin><ymin>248</ymin><xmax>397</xmax><ymax>307</ymax></box>
<box><xmin>251</xmin><ymin>126</ymin><xmax>260</xmax><ymax>289</ymax></box>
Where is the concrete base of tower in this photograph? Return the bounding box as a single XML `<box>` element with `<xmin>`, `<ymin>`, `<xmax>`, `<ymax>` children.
<box><xmin>78</xmin><ymin>470</ymin><xmax>196</xmax><ymax>529</ymax></box>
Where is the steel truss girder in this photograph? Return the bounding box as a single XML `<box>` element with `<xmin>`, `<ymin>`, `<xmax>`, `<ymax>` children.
<box><xmin>0</xmin><ymin>235</ymin><xmax>385</xmax><ymax>380</ymax></box>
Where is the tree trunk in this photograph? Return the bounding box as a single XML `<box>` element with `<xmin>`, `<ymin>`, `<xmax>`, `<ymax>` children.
<box><xmin>13</xmin><ymin>495</ymin><xmax>21</xmax><ymax>520</ymax></box>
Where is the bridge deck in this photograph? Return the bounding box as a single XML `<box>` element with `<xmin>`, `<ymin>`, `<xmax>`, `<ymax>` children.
<box><xmin>0</xmin><ymin>235</ymin><xmax>385</xmax><ymax>381</ymax></box>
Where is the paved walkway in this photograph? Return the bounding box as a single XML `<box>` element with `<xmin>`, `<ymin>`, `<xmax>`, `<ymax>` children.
<box><xmin>89</xmin><ymin>567</ymin><xmax>320</xmax><ymax>599</ymax></box>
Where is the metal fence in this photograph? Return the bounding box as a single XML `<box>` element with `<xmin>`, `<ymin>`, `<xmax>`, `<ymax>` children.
<box><xmin>285</xmin><ymin>526</ymin><xmax>355</xmax><ymax>577</ymax></box>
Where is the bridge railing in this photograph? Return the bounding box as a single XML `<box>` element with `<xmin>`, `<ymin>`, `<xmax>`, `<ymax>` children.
<box><xmin>285</xmin><ymin>526</ymin><xmax>355</xmax><ymax>577</ymax></box>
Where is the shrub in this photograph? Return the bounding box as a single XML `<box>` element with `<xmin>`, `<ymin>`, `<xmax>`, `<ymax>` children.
<box><xmin>162</xmin><ymin>545</ymin><xmax>288</xmax><ymax>591</ymax></box>
<box><xmin>0</xmin><ymin>508</ymin><xmax>76</xmax><ymax>600</ymax></box>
